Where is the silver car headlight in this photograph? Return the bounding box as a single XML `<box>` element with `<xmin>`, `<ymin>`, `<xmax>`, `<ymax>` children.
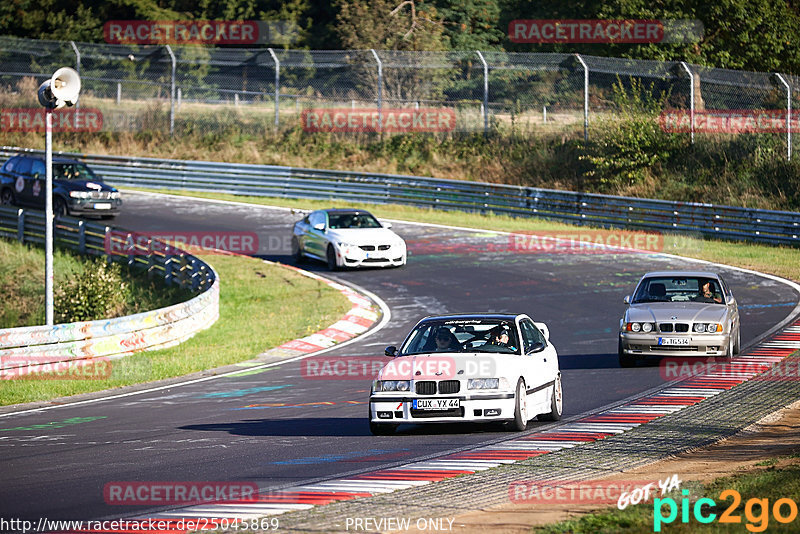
<box><xmin>110</xmin><ymin>191</ymin><xmax>121</xmax><ymax>199</ymax></box>
<box><xmin>641</xmin><ymin>322</ymin><xmax>653</xmax><ymax>333</ymax></box>
<box><xmin>69</xmin><ymin>191</ymin><xmax>91</xmax><ymax>198</ymax></box>
<box><xmin>694</xmin><ymin>323</ymin><xmax>722</xmax><ymax>333</ymax></box>
<box><xmin>468</xmin><ymin>378</ymin><xmax>500</xmax><ymax>390</ymax></box>
<box><xmin>374</xmin><ymin>380</ymin><xmax>410</xmax><ymax>392</ymax></box>
<box><xmin>629</xmin><ymin>322</ymin><xmax>641</xmax><ymax>332</ymax></box>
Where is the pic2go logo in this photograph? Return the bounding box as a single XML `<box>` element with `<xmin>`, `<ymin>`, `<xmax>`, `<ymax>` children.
<box><xmin>654</xmin><ymin>489</ymin><xmax>800</xmax><ymax>532</ymax></box>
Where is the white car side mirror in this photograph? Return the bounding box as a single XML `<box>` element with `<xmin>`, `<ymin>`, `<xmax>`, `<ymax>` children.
<box><xmin>726</xmin><ymin>295</ymin><xmax>736</xmax><ymax>306</ymax></box>
<box><xmin>382</xmin><ymin>221</ymin><xmax>393</xmax><ymax>229</ymax></box>
<box><xmin>533</xmin><ymin>322</ymin><xmax>550</xmax><ymax>342</ymax></box>
<box><xmin>313</xmin><ymin>223</ymin><xmax>325</xmax><ymax>231</ymax></box>
<box><xmin>623</xmin><ymin>295</ymin><xmax>631</xmax><ymax>305</ymax></box>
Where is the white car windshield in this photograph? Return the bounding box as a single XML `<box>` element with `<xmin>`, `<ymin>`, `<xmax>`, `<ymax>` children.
<box><xmin>633</xmin><ymin>276</ymin><xmax>723</xmax><ymax>304</ymax></box>
<box><xmin>328</xmin><ymin>212</ymin><xmax>382</xmax><ymax>229</ymax></box>
<box><xmin>401</xmin><ymin>319</ymin><xmax>520</xmax><ymax>355</ymax></box>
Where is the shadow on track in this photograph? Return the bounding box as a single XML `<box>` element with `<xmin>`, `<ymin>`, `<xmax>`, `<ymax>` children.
<box><xmin>180</xmin><ymin>417</ymin><xmax>559</xmax><ymax>437</ymax></box>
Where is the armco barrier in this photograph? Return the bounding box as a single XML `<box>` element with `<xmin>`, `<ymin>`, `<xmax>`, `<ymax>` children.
<box><xmin>0</xmin><ymin>206</ymin><xmax>219</xmax><ymax>375</ymax></box>
<box><xmin>2</xmin><ymin>146</ymin><xmax>798</xmax><ymax>246</ymax></box>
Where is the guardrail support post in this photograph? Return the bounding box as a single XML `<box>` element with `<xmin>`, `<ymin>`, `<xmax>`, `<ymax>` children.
<box><xmin>268</xmin><ymin>48</ymin><xmax>280</xmax><ymax>127</ymax></box>
<box><xmin>104</xmin><ymin>226</ymin><xmax>112</xmax><ymax>263</ymax></box>
<box><xmin>78</xmin><ymin>220</ymin><xmax>85</xmax><ymax>253</ymax></box>
<box><xmin>164</xmin><ymin>255</ymin><xmax>173</xmax><ymax>286</ymax></box>
<box><xmin>17</xmin><ymin>208</ymin><xmax>24</xmax><ymax>243</ymax></box>
<box><xmin>680</xmin><ymin>62</ymin><xmax>695</xmax><ymax>144</ymax></box>
<box><xmin>774</xmin><ymin>73</ymin><xmax>792</xmax><ymax>160</ymax></box>
<box><xmin>476</xmin><ymin>51</ymin><xmax>489</xmax><ymax>135</ymax></box>
<box><xmin>370</xmin><ymin>49</ymin><xmax>383</xmax><ymax>135</ymax></box>
<box><xmin>190</xmin><ymin>258</ymin><xmax>199</xmax><ymax>291</ymax></box>
<box><xmin>165</xmin><ymin>45</ymin><xmax>176</xmax><ymax>136</ymax></box>
<box><xmin>575</xmin><ymin>54</ymin><xmax>589</xmax><ymax>142</ymax></box>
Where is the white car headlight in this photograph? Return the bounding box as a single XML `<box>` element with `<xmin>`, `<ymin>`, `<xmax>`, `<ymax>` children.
<box><xmin>468</xmin><ymin>378</ymin><xmax>500</xmax><ymax>389</ymax></box>
<box><xmin>630</xmin><ymin>322</ymin><xmax>641</xmax><ymax>332</ymax></box>
<box><xmin>693</xmin><ymin>323</ymin><xmax>706</xmax><ymax>333</ymax></box>
<box><xmin>69</xmin><ymin>191</ymin><xmax>90</xmax><ymax>198</ymax></box>
<box><xmin>110</xmin><ymin>191</ymin><xmax>121</xmax><ymax>199</ymax></box>
<box><xmin>642</xmin><ymin>322</ymin><xmax>653</xmax><ymax>333</ymax></box>
<box><xmin>374</xmin><ymin>380</ymin><xmax>410</xmax><ymax>392</ymax></box>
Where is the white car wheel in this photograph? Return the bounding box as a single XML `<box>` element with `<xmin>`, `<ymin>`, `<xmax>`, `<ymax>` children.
<box><xmin>539</xmin><ymin>374</ymin><xmax>562</xmax><ymax>421</ymax></box>
<box><xmin>508</xmin><ymin>378</ymin><xmax>528</xmax><ymax>431</ymax></box>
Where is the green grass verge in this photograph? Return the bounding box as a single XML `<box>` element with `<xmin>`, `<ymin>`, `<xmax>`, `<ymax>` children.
<box><xmin>126</xmin><ymin>187</ymin><xmax>800</xmax><ymax>283</ymax></box>
<box><xmin>0</xmin><ymin>253</ymin><xmax>351</xmax><ymax>406</ymax></box>
<box><xmin>0</xmin><ymin>238</ymin><xmax>191</xmax><ymax>329</ymax></box>
<box><xmin>535</xmin><ymin>462</ymin><xmax>800</xmax><ymax>533</ymax></box>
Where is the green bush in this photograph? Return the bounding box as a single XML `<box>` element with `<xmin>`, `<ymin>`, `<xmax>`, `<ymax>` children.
<box><xmin>55</xmin><ymin>258</ymin><xmax>131</xmax><ymax>323</ymax></box>
<box><xmin>580</xmin><ymin>78</ymin><xmax>685</xmax><ymax>190</ymax></box>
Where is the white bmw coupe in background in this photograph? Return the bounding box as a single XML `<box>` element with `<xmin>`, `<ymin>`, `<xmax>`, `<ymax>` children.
<box><xmin>292</xmin><ymin>208</ymin><xmax>407</xmax><ymax>270</ymax></box>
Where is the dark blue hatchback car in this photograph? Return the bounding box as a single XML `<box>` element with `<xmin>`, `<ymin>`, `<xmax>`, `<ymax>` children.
<box><xmin>0</xmin><ymin>154</ymin><xmax>121</xmax><ymax>218</ymax></box>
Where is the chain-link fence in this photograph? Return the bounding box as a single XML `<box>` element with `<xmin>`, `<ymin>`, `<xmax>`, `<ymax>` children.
<box><xmin>1</xmin><ymin>36</ymin><xmax>797</xmax><ymax>158</ymax></box>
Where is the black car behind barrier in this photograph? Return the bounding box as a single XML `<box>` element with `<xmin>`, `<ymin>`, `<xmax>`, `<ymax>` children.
<box><xmin>0</xmin><ymin>154</ymin><xmax>121</xmax><ymax>218</ymax></box>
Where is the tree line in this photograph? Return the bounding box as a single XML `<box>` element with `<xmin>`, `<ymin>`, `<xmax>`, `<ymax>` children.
<box><xmin>1</xmin><ymin>0</ymin><xmax>798</xmax><ymax>74</ymax></box>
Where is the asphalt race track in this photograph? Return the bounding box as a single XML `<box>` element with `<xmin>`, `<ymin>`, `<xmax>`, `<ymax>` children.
<box><xmin>2</xmin><ymin>191</ymin><xmax>798</xmax><ymax>523</ymax></box>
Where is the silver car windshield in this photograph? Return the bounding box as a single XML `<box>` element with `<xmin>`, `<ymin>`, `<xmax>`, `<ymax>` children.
<box><xmin>401</xmin><ymin>319</ymin><xmax>520</xmax><ymax>355</ymax></box>
<box><xmin>633</xmin><ymin>277</ymin><xmax>723</xmax><ymax>304</ymax></box>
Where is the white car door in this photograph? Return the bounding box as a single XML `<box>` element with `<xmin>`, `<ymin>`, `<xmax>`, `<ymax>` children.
<box><xmin>519</xmin><ymin>319</ymin><xmax>553</xmax><ymax>410</ymax></box>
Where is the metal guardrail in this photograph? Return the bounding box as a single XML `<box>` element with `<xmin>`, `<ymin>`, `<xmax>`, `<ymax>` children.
<box><xmin>0</xmin><ymin>205</ymin><xmax>219</xmax><ymax>374</ymax></box>
<box><xmin>2</xmin><ymin>146</ymin><xmax>799</xmax><ymax>246</ymax></box>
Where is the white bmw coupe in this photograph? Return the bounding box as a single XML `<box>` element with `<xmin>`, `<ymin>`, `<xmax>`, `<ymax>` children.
<box><xmin>292</xmin><ymin>209</ymin><xmax>407</xmax><ymax>270</ymax></box>
<box><xmin>369</xmin><ymin>313</ymin><xmax>562</xmax><ymax>434</ymax></box>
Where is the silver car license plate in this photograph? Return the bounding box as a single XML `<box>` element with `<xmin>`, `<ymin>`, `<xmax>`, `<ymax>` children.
<box><xmin>659</xmin><ymin>337</ymin><xmax>689</xmax><ymax>346</ymax></box>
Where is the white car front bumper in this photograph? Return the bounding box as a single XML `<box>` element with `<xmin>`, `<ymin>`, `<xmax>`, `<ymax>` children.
<box><xmin>369</xmin><ymin>392</ymin><xmax>516</xmax><ymax>424</ymax></box>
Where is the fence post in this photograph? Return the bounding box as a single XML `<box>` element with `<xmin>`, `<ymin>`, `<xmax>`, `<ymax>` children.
<box><xmin>680</xmin><ymin>62</ymin><xmax>695</xmax><ymax>144</ymax></box>
<box><xmin>476</xmin><ymin>50</ymin><xmax>489</xmax><ymax>135</ymax></box>
<box><xmin>70</xmin><ymin>41</ymin><xmax>81</xmax><ymax>109</ymax></box>
<box><xmin>774</xmin><ymin>73</ymin><xmax>792</xmax><ymax>161</ymax></box>
<box><xmin>268</xmin><ymin>48</ymin><xmax>280</xmax><ymax>127</ymax></box>
<box><xmin>575</xmin><ymin>54</ymin><xmax>589</xmax><ymax>142</ymax></box>
<box><xmin>165</xmin><ymin>45</ymin><xmax>176</xmax><ymax>136</ymax></box>
<box><xmin>370</xmin><ymin>49</ymin><xmax>383</xmax><ymax>134</ymax></box>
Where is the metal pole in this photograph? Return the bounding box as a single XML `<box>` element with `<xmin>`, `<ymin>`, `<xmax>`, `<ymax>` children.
<box><xmin>370</xmin><ymin>49</ymin><xmax>383</xmax><ymax>133</ymax></box>
<box><xmin>70</xmin><ymin>42</ymin><xmax>81</xmax><ymax>109</ymax></box>
<box><xmin>680</xmin><ymin>62</ymin><xmax>695</xmax><ymax>144</ymax></box>
<box><xmin>774</xmin><ymin>73</ymin><xmax>792</xmax><ymax>160</ymax></box>
<box><xmin>165</xmin><ymin>45</ymin><xmax>176</xmax><ymax>135</ymax></box>
<box><xmin>268</xmin><ymin>48</ymin><xmax>280</xmax><ymax>127</ymax></box>
<box><xmin>575</xmin><ymin>54</ymin><xmax>589</xmax><ymax>142</ymax></box>
<box><xmin>45</xmin><ymin>109</ymin><xmax>54</xmax><ymax>326</ymax></box>
<box><xmin>476</xmin><ymin>51</ymin><xmax>489</xmax><ymax>134</ymax></box>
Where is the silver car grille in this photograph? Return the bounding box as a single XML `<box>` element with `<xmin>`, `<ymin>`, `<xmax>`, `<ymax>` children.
<box><xmin>659</xmin><ymin>323</ymin><xmax>689</xmax><ymax>333</ymax></box>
